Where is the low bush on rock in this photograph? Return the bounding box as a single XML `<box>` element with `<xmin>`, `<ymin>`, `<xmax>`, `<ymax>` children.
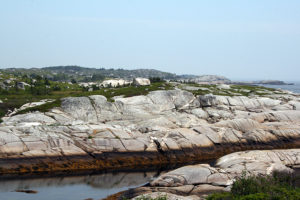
<box><xmin>15</xmin><ymin>99</ymin><xmax>62</xmax><ymax>115</ymax></box>
<box><xmin>207</xmin><ymin>171</ymin><xmax>300</xmax><ymax>200</ymax></box>
<box><xmin>4</xmin><ymin>82</ymin><xmax>173</xmax><ymax>117</ymax></box>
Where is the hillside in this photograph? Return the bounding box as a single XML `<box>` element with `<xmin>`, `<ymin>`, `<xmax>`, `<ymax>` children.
<box><xmin>1</xmin><ymin>66</ymin><xmax>178</xmax><ymax>82</ymax></box>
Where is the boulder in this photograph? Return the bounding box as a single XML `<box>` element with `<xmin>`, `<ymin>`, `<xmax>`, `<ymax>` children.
<box><xmin>101</xmin><ymin>79</ymin><xmax>130</xmax><ymax>87</ymax></box>
<box><xmin>216</xmin><ymin>84</ymin><xmax>231</xmax><ymax>90</ymax></box>
<box><xmin>4</xmin><ymin>113</ymin><xmax>56</xmax><ymax>125</ymax></box>
<box><xmin>151</xmin><ymin>164</ymin><xmax>212</xmax><ymax>186</ymax></box>
<box><xmin>133</xmin><ymin>78</ymin><xmax>151</xmax><ymax>86</ymax></box>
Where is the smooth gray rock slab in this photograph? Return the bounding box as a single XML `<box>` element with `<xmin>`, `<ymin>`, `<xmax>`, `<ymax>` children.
<box><xmin>151</xmin><ymin>164</ymin><xmax>212</xmax><ymax>186</ymax></box>
<box><xmin>61</xmin><ymin>97</ymin><xmax>98</xmax><ymax>123</ymax></box>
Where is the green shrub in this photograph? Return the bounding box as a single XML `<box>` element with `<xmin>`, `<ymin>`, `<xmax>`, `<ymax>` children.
<box><xmin>239</xmin><ymin>193</ymin><xmax>269</xmax><ymax>200</ymax></box>
<box><xmin>149</xmin><ymin>77</ymin><xmax>165</xmax><ymax>83</ymax></box>
<box><xmin>206</xmin><ymin>171</ymin><xmax>300</xmax><ymax>200</ymax></box>
<box><xmin>231</xmin><ymin>172</ymin><xmax>265</xmax><ymax>196</ymax></box>
<box><xmin>206</xmin><ymin>192</ymin><xmax>232</xmax><ymax>200</ymax></box>
<box><xmin>14</xmin><ymin>99</ymin><xmax>62</xmax><ymax>115</ymax></box>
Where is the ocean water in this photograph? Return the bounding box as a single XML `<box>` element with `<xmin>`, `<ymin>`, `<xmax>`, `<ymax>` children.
<box><xmin>258</xmin><ymin>82</ymin><xmax>300</xmax><ymax>94</ymax></box>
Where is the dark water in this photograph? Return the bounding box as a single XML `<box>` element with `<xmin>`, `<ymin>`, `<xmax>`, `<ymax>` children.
<box><xmin>258</xmin><ymin>82</ymin><xmax>300</xmax><ymax>94</ymax></box>
<box><xmin>0</xmin><ymin>171</ymin><xmax>159</xmax><ymax>200</ymax></box>
<box><xmin>0</xmin><ymin>160</ymin><xmax>216</xmax><ymax>200</ymax></box>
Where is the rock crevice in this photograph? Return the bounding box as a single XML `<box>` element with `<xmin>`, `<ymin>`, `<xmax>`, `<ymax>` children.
<box><xmin>0</xmin><ymin>90</ymin><xmax>299</xmax><ymax>174</ymax></box>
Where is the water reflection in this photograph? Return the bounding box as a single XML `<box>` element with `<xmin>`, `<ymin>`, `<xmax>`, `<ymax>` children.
<box><xmin>0</xmin><ymin>171</ymin><xmax>159</xmax><ymax>200</ymax></box>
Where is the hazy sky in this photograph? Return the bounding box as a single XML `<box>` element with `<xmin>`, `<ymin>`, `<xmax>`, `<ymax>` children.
<box><xmin>0</xmin><ymin>0</ymin><xmax>299</xmax><ymax>81</ymax></box>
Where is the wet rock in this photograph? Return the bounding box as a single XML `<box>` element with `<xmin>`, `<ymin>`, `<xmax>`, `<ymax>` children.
<box><xmin>15</xmin><ymin>189</ymin><xmax>38</xmax><ymax>194</ymax></box>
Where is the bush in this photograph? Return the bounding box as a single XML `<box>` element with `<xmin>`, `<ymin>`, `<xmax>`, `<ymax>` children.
<box><xmin>15</xmin><ymin>99</ymin><xmax>62</xmax><ymax>115</ymax></box>
<box><xmin>53</xmin><ymin>85</ymin><xmax>61</xmax><ymax>91</ymax></box>
<box><xmin>239</xmin><ymin>193</ymin><xmax>269</xmax><ymax>200</ymax></box>
<box><xmin>206</xmin><ymin>171</ymin><xmax>300</xmax><ymax>200</ymax></box>
<box><xmin>206</xmin><ymin>192</ymin><xmax>232</xmax><ymax>200</ymax></box>
<box><xmin>149</xmin><ymin>77</ymin><xmax>164</xmax><ymax>83</ymax></box>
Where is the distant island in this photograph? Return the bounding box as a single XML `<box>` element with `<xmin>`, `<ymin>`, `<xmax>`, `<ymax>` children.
<box><xmin>254</xmin><ymin>80</ymin><xmax>294</xmax><ymax>85</ymax></box>
<box><xmin>231</xmin><ymin>80</ymin><xmax>294</xmax><ymax>86</ymax></box>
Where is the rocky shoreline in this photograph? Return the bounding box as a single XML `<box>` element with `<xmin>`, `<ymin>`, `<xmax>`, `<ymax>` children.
<box><xmin>1</xmin><ymin>139</ymin><xmax>299</xmax><ymax>175</ymax></box>
<box><xmin>115</xmin><ymin>149</ymin><xmax>300</xmax><ymax>200</ymax></box>
<box><xmin>0</xmin><ymin>89</ymin><xmax>300</xmax><ymax>174</ymax></box>
<box><xmin>0</xmin><ymin>88</ymin><xmax>300</xmax><ymax>198</ymax></box>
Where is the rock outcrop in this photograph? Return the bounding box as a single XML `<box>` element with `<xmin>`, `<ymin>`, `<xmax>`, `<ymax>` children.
<box><xmin>0</xmin><ymin>90</ymin><xmax>299</xmax><ymax>174</ymax></box>
<box><xmin>133</xmin><ymin>78</ymin><xmax>151</xmax><ymax>86</ymax></box>
<box><xmin>178</xmin><ymin>75</ymin><xmax>231</xmax><ymax>84</ymax></box>
<box><xmin>118</xmin><ymin>149</ymin><xmax>300</xmax><ymax>199</ymax></box>
<box><xmin>100</xmin><ymin>79</ymin><xmax>131</xmax><ymax>88</ymax></box>
<box><xmin>4</xmin><ymin>99</ymin><xmax>54</xmax><ymax>117</ymax></box>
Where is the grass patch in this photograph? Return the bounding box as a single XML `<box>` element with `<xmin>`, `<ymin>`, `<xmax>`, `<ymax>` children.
<box><xmin>0</xmin><ymin>81</ymin><xmax>282</xmax><ymax>118</ymax></box>
<box><xmin>2</xmin><ymin>82</ymin><xmax>173</xmax><ymax>117</ymax></box>
<box><xmin>206</xmin><ymin>171</ymin><xmax>300</xmax><ymax>200</ymax></box>
<box><xmin>180</xmin><ymin>83</ymin><xmax>281</xmax><ymax>97</ymax></box>
<box><xmin>15</xmin><ymin>99</ymin><xmax>62</xmax><ymax>115</ymax></box>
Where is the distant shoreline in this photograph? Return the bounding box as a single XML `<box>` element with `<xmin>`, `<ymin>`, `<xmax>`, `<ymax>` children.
<box><xmin>257</xmin><ymin>82</ymin><xmax>300</xmax><ymax>94</ymax></box>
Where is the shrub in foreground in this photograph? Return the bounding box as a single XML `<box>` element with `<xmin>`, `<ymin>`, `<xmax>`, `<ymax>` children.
<box><xmin>207</xmin><ymin>171</ymin><xmax>300</xmax><ymax>200</ymax></box>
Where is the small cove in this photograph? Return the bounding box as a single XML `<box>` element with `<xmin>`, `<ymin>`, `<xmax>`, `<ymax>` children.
<box><xmin>0</xmin><ymin>170</ymin><xmax>157</xmax><ymax>200</ymax></box>
<box><xmin>0</xmin><ymin>160</ymin><xmax>216</xmax><ymax>200</ymax></box>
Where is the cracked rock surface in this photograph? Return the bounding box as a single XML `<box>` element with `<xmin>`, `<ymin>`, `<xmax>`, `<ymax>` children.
<box><xmin>124</xmin><ymin>149</ymin><xmax>300</xmax><ymax>200</ymax></box>
<box><xmin>0</xmin><ymin>89</ymin><xmax>299</xmax><ymax>174</ymax></box>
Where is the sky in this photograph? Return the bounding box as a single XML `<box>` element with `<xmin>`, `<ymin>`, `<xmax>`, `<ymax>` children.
<box><xmin>0</xmin><ymin>0</ymin><xmax>299</xmax><ymax>81</ymax></box>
